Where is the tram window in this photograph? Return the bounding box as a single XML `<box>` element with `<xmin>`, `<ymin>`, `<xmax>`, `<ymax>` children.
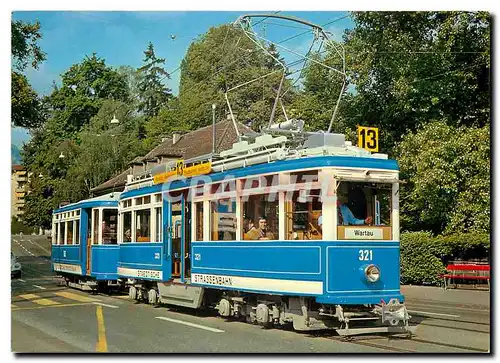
<box><xmin>211</xmin><ymin>199</ymin><xmax>236</xmax><ymax>241</ymax></box>
<box><xmin>195</xmin><ymin>202</ymin><xmax>203</xmax><ymax>241</ymax></box>
<box><xmin>53</xmin><ymin>223</ymin><xmax>59</xmax><ymax>245</ymax></box>
<box><xmin>75</xmin><ymin>220</ymin><xmax>80</xmax><ymax>245</ymax></box>
<box><xmin>241</xmin><ymin>174</ymin><xmax>278</xmax><ymax>189</ymax></box>
<box><xmin>67</xmin><ymin>220</ymin><xmax>74</xmax><ymax>245</ymax></box>
<box><xmin>285</xmin><ymin>189</ymin><xmax>322</xmax><ymax>240</ymax></box>
<box><xmin>135</xmin><ymin>209</ymin><xmax>151</xmax><ymax>242</ymax></box>
<box><xmin>76</xmin><ymin>210</ymin><xmax>80</xmax><ymax>216</ymax></box>
<box><xmin>135</xmin><ymin>197</ymin><xmax>143</xmax><ymax>206</ymax></box>
<box><xmin>122</xmin><ymin>211</ymin><xmax>132</xmax><ymax>243</ymax></box>
<box><xmin>290</xmin><ymin>170</ymin><xmax>319</xmax><ymax>184</ymax></box>
<box><xmin>60</xmin><ymin>222</ymin><xmax>66</xmax><ymax>245</ymax></box>
<box><xmin>155</xmin><ymin>207</ymin><xmax>162</xmax><ymax>242</ymax></box>
<box><xmin>144</xmin><ymin>195</ymin><xmax>151</xmax><ymax>205</ymax></box>
<box><xmin>336</xmin><ymin>182</ymin><xmax>392</xmax><ymax>240</ymax></box>
<box><xmin>242</xmin><ymin>194</ymin><xmax>278</xmax><ymax>240</ymax></box>
<box><xmin>93</xmin><ymin>210</ymin><xmax>100</xmax><ymax>244</ymax></box>
<box><xmin>102</xmin><ymin>209</ymin><xmax>118</xmax><ymax>244</ymax></box>
<box><xmin>155</xmin><ymin>194</ymin><xmax>162</xmax><ymax>203</ymax></box>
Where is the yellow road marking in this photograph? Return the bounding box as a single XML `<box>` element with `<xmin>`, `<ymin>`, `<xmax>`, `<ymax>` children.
<box><xmin>115</xmin><ymin>295</ymin><xmax>129</xmax><ymax>299</ymax></box>
<box><xmin>55</xmin><ymin>291</ymin><xmax>100</xmax><ymax>303</ymax></box>
<box><xmin>11</xmin><ymin>302</ymin><xmax>93</xmax><ymax>311</ymax></box>
<box><xmin>32</xmin><ymin>298</ymin><xmax>60</xmax><ymax>306</ymax></box>
<box><xmin>18</xmin><ymin>294</ymin><xmax>40</xmax><ymax>300</ymax></box>
<box><xmin>95</xmin><ymin>305</ymin><xmax>108</xmax><ymax>353</ymax></box>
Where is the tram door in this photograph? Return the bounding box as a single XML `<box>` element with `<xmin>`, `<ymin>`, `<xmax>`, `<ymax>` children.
<box><xmin>85</xmin><ymin>209</ymin><xmax>92</xmax><ymax>275</ymax></box>
<box><xmin>87</xmin><ymin>209</ymin><xmax>100</xmax><ymax>275</ymax></box>
<box><xmin>183</xmin><ymin>201</ymin><xmax>192</xmax><ymax>280</ymax></box>
<box><xmin>171</xmin><ymin>201</ymin><xmax>182</xmax><ymax>278</ymax></box>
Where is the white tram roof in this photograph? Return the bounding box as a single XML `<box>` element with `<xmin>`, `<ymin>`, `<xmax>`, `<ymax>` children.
<box><xmin>54</xmin><ymin>192</ymin><xmax>121</xmax><ymax>214</ymax></box>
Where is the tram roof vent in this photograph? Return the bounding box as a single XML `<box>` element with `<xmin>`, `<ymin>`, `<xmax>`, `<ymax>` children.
<box><xmin>303</xmin><ymin>133</ymin><xmax>345</xmax><ymax>149</ymax></box>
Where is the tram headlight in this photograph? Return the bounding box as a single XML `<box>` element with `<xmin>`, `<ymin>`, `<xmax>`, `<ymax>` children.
<box><xmin>365</xmin><ymin>264</ymin><xmax>381</xmax><ymax>283</ymax></box>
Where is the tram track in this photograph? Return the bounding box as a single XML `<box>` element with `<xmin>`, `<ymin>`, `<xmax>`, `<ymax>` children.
<box><xmin>417</xmin><ymin>321</ymin><xmax>489</xmax><ymax>334</ymax></box>
<box><xmin>326</xmin><ymin>333</ymin><xmax>489</xmax><ymax>353</ymax></box>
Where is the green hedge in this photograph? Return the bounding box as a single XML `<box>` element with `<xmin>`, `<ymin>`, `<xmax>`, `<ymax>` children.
<box><xmin>400</xmin><ymin>231</ymin><xmax>490</xmax><ymax>285</ymax></box>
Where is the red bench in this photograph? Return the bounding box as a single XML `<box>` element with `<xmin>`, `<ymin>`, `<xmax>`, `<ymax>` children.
<box><xmin>441</xmin><ymin>264</ymin><xmax>490</xmax><ymax>290</ymax></box>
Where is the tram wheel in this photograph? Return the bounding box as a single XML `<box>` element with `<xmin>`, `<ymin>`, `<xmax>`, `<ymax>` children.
<box><xmin>148</xmin><ymin>289</ymin><xmax>158</xmax><ymax>305</ymax></box>
<box><xmin>128</xmin><ymin>286</ymin><xmax>137</xmax><ymax>301</ymax></box>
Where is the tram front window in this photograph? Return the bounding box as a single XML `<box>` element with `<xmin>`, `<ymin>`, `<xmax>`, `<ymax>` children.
<box><xmin>102</xmin><ymin>209</ymin><xmax>118</xmax><ymax>244</ymax></box>
<box><xmin>334</xmin><ymin>182</ymin><xmax>393</xmax><ymax>240</ymax></box>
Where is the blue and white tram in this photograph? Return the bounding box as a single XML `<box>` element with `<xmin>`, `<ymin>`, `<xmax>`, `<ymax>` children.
<box><xmin>51</xmin><ymin>192</ymin><xmax>121</xmax><ymax>291</ymax></box>
<box><xmin>117</xmin><ymin>134</ymin><xmax>410</xmax><ymax>335</ymax></box>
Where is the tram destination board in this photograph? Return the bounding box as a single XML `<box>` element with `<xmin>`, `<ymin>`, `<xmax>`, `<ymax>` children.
<box><xmin>154</xmin><ymin>160</ymin><xmax>212</xmax><ymax>184</ymax></box>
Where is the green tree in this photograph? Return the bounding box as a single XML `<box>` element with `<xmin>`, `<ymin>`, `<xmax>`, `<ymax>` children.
<box><xmin>342</xmin><ymin>11</ymin><xmax>490</xmax><ymax>149</ymax></box>
<box><xmin>11</xmin><ymin>19</ymin><xmax>46</xmax><ymax>71</ymax></box>
<box><xmin>11</xmin><ymin>19</ymin><xmax>47</xmax><ymax>129</ymax></box>
<box><xmin>178</xmin><ymin>24</ymin><xmax>292</xmax><ymax>131</ymax></box>
<box><xmin>137</xmin><ymin>42</ymin><xmax>172</xmax><ymax>118</ymax></box>
<box><xmin>11</xmin><ymin>71</ymin><xmax>45</xmax><ymax>128</ymax></box>
<box><xmin>46</xmin><ymin>54</ymin><xmax>130</xmax><ymax>134</ymax></box>
<box><xmin>395</xmin><ymin>121</ymin><xmax>490</xmax><ymax>235</ymax></box>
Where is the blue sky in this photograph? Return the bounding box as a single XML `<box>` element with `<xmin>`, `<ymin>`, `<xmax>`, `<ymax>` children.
<box><xmin>11</xmin><ymin>11</ymin><xmax>354</xmax><ymax>146</ymax></box>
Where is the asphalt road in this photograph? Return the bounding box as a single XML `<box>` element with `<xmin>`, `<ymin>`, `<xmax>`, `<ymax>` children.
<box><xmin>11</xmin><ymin>235</ymin><xmax>491</xmax><ymax>353</ymax></box>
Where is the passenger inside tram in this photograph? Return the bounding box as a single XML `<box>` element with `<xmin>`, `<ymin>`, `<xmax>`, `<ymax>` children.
<box><xmin>246</xmin><ymin>217</ymin><xmax>275</xmax><ymax>240</ymax></box>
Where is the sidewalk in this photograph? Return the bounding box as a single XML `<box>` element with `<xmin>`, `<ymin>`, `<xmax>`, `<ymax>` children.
<box><xmin>401</xmin><ymin>285</ymin><xmax>490</xmax><ymax>308</ymax></box>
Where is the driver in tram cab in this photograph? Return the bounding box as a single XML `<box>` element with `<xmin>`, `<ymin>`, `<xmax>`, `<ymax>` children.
<box><xmin>318</xmin><ymin>195</ymin><xmax>372</xmax><ymax>226</ymax></box>
<box><xmin>247</xmin><ymin>217</ymin><xmax>275</xmax><ymax>240</ymax></box>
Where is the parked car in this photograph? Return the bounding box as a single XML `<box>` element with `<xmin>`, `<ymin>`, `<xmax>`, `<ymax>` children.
<box><xmin>11</xmin><ymin>252</ymin><xmax>21</xmax><ymax>278</ymax></box>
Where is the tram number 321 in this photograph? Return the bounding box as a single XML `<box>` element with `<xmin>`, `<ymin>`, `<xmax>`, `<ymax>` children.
<box><xmin>358</xmin><ymin>249</ymin><xmax>373</xmax><ymax>261</ymax></box>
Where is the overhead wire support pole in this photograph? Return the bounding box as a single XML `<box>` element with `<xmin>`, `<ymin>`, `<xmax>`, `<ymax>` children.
<box><xmin>232</xmin><ymin>13</ymin><xmax>347</xmax><ymax>133</ymax></box>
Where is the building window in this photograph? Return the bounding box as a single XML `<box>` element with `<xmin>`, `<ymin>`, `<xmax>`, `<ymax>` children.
<box><xmin>211</xmin><ymin>199</ymin><xmax>236</xmax><ymax>241</ymax></box>
<box><xmin>242</xmin><ymin>194</ymin><xmax>278</xmax><ymax>240</ymax></box>
<box><xmin>135</xmin><ymin>209</ymin><xmax>151</xmax><ymax>242</ymax></box>
<box><xmin>285</xmin><ymin>189</ymin><xmax>322</xmax><ymax>240</ymax></box>
<box><xmin>122</xmin><ymin>211</ymin><xmax>132</xmax><ymax>243</ymax></box>
<box><xmin>155</xmin><ymin>207</ymin><xmax>162</xmax><ymax>242</ymax></box>
<box><xmin>67</xmin><ymin>221</ymin><xmax>74</xmax><ymax>245</ymax></box>
<box><xmin>196</xmin><ymin>202</ymin><xmax>204</xmax><ymax>241</ymax></box>
<box><xmin>102</xmin><ymin>209</ymin><xmax>118</xmax><ymax>244</ymax></box>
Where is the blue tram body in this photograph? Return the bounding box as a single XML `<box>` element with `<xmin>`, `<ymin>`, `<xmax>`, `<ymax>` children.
<box><xmin>51</xmin><ymin>193</ymin><xmax>121</xmax><ymax>290</ymax></box>
<box><xmin>111</xmin><ymin>146</ymin><xmax>409</xmax><ymax>334</ymax></box>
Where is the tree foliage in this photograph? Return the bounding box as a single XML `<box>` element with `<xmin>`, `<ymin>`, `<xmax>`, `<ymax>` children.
<box><xmin>137</xmin><ymin>42</ymin><xmax>172</xmax><ymax>118</ymax></box>
<box><xmin>11</xmin><ymin>19</ymin><xmax>46</xmax><ymax>71</ymax></box>
<box><xmin>342</xmin><ymin>11</ymin><xmax>490</xmax><ymax>149</ymax></box>
<box><xmin>178</xmin><ymin>24</ymin><xmax>292</xmax><ymax>130</ymax></box>
<box><xmin>11</xmin><ymin>71</ymin><xmax>45</xmax><ymax>128</ymax></box>
<box><xmin>11</xmin><ymin>19</ymin><xmax>47</xmax><ymax>129</ymax></box>
<box><xmin>396</xmin><ymin>121</ymin><xmax>490</xmax><ymax>234</ymax></box>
